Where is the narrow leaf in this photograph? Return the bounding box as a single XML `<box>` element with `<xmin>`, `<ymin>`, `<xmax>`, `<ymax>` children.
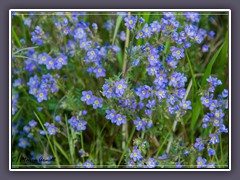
<box><xmin>201</xmin><ymin>43</ymin><xmax>225</xmax><ymax>86</ymax></box>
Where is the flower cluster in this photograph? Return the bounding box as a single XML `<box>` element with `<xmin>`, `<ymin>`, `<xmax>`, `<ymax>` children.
<box><xmin>68</xmin><ymin>116</ymin><xmax>87</xmax><ymax>131</ymax></box>
<box><xmin>27</xmin><ymin>73</ymin><xmax>60</xmax><ymax>102</ymax></box>
<box><xmin>81</xmin><ymin>91</ymin><xmax>103</xmax><ymax>109</ymax></box>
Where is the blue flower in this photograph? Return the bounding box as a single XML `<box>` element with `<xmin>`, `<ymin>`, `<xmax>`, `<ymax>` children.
<box><xmin>130</xmin><ymin>147</ymin><xmax>143</xmax><ymax>162</ymax></box>
<box><xmin>207</xmin><ymin>163</ymin><xmax>215</xmax><ymax>168</ymax></box>
<box><xmin>180</xmin><ymin>100</ymin><xmax>192</xmax><ymax>110</ymax></box>
<box><xmin>55</xmin><ymin>54</ymin><xmax>67</xmax><ymax>69</ymax></box>
<box><xmin>146</xmin><ymin>158</ymin><xmax>157</xmax><ymax>168</ymax></box>
<box><xmin>37</xmin><ymin>89</ymin><xmax>48</xmax><ymax>102</ymax></box>
<box><xmin>132</xmin><ymin>59</ymin><xmax>140</xmax><ymax>66</ymax></box>
<box><xmin>201</xmin><ymin>95</ymin><xmax>212</xmax><ymax>107</ymax></box>
<box><xmin>115</xmin><ymin>114</ymin><xmax>126</xmax><ymax>126</ymax></box>
<box><xmin>194</xmin><ymin>138</ymin><xmax>204</xmax><ymax>151</ymax></box>
<box><xmin>105</xmin><ymin>109</ymin><xmax>117</xmax><ymax>123</ymax></box>
<box><xmin>209</xmin><ymin>134</ymin><xmax>219</xmax><ymax>145</ymax></box>
<box><xmin>29</xmin><ymin>120</ymin><xmax>37</xmax><ymax>128</ymax></box>
<box><xmin>76</xmin><ymin>120</ymin><xmax>87</xmax><ymax>131</ymax></box>
<box><xmin>176</xmin><ymin>162</ymin><xmax>182</xmax><ymax>168</ymax></box>
<box><xmin>83</xmin><ymin>160</ymin><xmax>94</xmax><ymax>168</ymax></box>
<box><xmin>154</xmin><ymin>73</ymin><xmax>168</xmax><ymax>87</ymax></box>
<box><xmin>92</xmin><ymin>97</ymin><xmax>103</xmax><ymax>109</ymax></box>
<box><xmin>103</xmin><ymin>19</ymin><xmax>114</xmax><ymax>31</ymax></box>
<box><xmin>92</xmin><ymin>23</ymin><xmax>98</xmax><ymax>30</ymax></box>
<box><xmin>94</xmin><ymin>66</ymin><xmax>106</xmax><ymax>78</ymax></box>
<box><xmin>102</xmin><ymin>82</ymin><xmax>114</xmax><ymax>99</ymax></box>
<box><xmin>115</xmin><ymin>79</ymin><xmax>127</xmax><ymax>97</ymax></box>
<box><xmin>184</xmin><ymin>12</ymin><xmax>200</xmax><ymax>23</ymax></box>
<box><xmin>150</xmin><ymin>21</ymin><xmax>161</xmax><ymax>33</ymax></box>
<box><xmin>142</xmin><ymin>24</ymin><xmax>152</xmax><ymax>37</ymax></box>
<box><xmin>197</xmin><ymin>157</ymin><xmax>207</xmax><ymax>168</ymax></box>
<box><xmin>47</xmin><ymin>124</ymin><xmax>58</xmax><ymax>135</ymax></box>
<box><xmin>119</xmin><ymin>31</ymin><xmax>126</xmax><ymax>41</ymax></box>
<box><xmin>135</xmin><ymin>85</ymin><xmax>151</xmax><ymax>100</ymax></box>
<box><xmin>124</xmin><ymin>16</ymin><xmax>138</xmax><ymax>30</ymax></box>
<box><xmin>171</xmin><ymin>47</ymin><xmax>185</xmax><ymax>60</ymax></box>
<box><xmin>208</xmin><ymin>148</ymin><xmax>216</xmax><ymax>156</ymax></box>
<box><xmin>134</xmin><ymin>117</ymin><xmax>147</xmax><ymax>131</ymax></box>
<box><xmin>81</xmin><ymin>91</ymin><xmax>93</xmax><ymax>105</ymax></box>
<box><xmin>18</xmin><ymin>138</ymin><xmax>30</xmax><ymax>149</ymax></box>
<box><xmin>146</xmin><ymin>100</ymin><xmax>156</xmax><ymax>109</ymax></box>
<box><xmin>55</xmin><ymin>115</ymin><xmax>61</xmax><ymax>123</ymax></box>
<box><xmin>202</xmin><ymin>44</ymin><xmax>209</xmax><ymax>53</ymax></box>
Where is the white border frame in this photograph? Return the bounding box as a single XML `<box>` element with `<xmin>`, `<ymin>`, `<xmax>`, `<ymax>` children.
<box><xmin>9</xmin><ymin>9</ymin><xmax>231</xmax><ymax>171</ymax></box>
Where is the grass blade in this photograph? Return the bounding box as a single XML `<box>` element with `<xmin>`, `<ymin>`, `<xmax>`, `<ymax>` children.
<box><xmin>34</xmin><ymin>112</ymin><xmax>60</xmax><ymax>168</ymax></box>
<box><xmin>201</xmin><ymin>42</ymin><xmax>225</xmax><ymax>86</ymax></box>
<box><xmin>185</xmin><ymin>50</ymin><xmax>197</xmax><ymax>89</ymax></box>
<box><xmin>112</xmin><ymin>15</ymin><xmax>123</xmax><ymax>45</ymax></box>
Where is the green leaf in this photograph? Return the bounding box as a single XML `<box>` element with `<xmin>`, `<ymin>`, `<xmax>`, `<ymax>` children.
<box><xmin>12</xmin><ymin>27</ymin><xmax>22</xmax><ymax>48</ymax></box>
<box><xmin>190</xmin><ymin>97</ymin><xmax>202</xmax><ymax>133</ymax></box>
<box><xmin>201</xmin><ymin>42</ymin><xmax>225</xmax><ymax>86</ymax></box>
<box><xmin>185</xmin><ymin>50</ymin><xmax>197</xmax><ymax>89</ymax></box>
<box><xmin>164</xmin><ymin>40</ymin><xmax>171</xmax><ymax>55</ymax></box>
<box><xmin>54</xmin><ymin>140</ymin><xmax>72</xmax><ymax>164</ymax></box>
<box><xmin>112</xmin><ymin>15</ymin><xmax>123</xmax><ymax>45</ymax></box>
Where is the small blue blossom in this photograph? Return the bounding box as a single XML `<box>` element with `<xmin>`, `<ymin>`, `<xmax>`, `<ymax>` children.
<box><xmin>209</xmin><ymin>134</ymin><xmax>219</xmax><ymax>145</ymax></box>
<box><xmin>81</xmin><ymin>91</ymin><xmax>93</xmax><ymax>105</ymax></box>
<box><xmin>124</xmin><ymin>16</ymin><xmax>138</xmax><ymax>30</ymax></box>
<box><xmin>115</xmin><ymin>114</ymin><xmax>126</xmax><ymax>126</ymax></box>
<box><xmin>29</xmin><ymin>120</ymin><xmax>37</xmax><ymax>128</ymax></box>
<box><xmin>146</xmin><ymin>158</ymin><xmax>157</xmax><ymax>168</ymax></box>
<box><xmin>171</xmin><ymin>47</ymin><xmax>185</xmax><ymax>60</ymax></box>
<box><xmin>176</xmin><ymin>162</ymin><xmax>182</xmax><ymax>168</ymax></box>
<box><xmin>83</xmin><ymin>160</ymin><xmax>94</xmax><ymax>168</ymax></box>
<box><xmin>134</xmin><ymin>117</ymin><xmax>147</xmax><ymax>131</ymax></box>
<box><xmin>194</xmin><ymin>138</ymin><xmax>204</xmax><ymax>151</ymax></box>
<box><xmin>130</xmin><ymin>147</ymin><xmax>143</xmax><ymax>162</ymax></box>
<box><xmin>55</xmin><ymin>115</ymin><xmax>61</xmax><ymax>123</ymax></box>
<box><xmin>197</xmin><ymin>156</ymin><xmax>207</xmax><ymax>168</ymax></box>
<box><xmin>47</xmin><ymin>124</ymin><xmax>58</xmax><ymax>135</ymax></box>
<box><xmin>92</xmin><ymin>97</ymin><xmax>103</xmax><ymax>109</ymax></box>
<box><xmin>208</xmin><ymin>148</ymin><xmax>216</xmax><ymax>156</ymax></box>
<box><xmin>115</xmin><ymin>79</ymin><xmax>127</xmax><ymax>97</ymax></box>
<box><xmin>18</xmin><ymin>138</ymin><xmax>30</xmax><ymax>149</ymax></box>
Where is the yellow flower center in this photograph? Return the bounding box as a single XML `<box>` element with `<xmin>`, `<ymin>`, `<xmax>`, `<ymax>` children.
<box><xmin>129</xmin><ymin>20</ymin><xmax>133</xmax><ymax>25</ymax></box>
<box><xmin>58</xmin><ymin>58</ymin><xmax>63</xmax><ymax>62</ymax></box>
<box><xmin>98</xmin><ymin>68</ymin><xmax>102</xmax><ymax>73</ymax></box>
<box><xmin>176</xmin><ymin>50</ymin><xmax>181</xmax><ymax>55</ymax></box>
<box><xmin>42</xmin><ymin>56</ymin><xmax>46</xmax><ymax>61</ymax></box>
<box><xmin>49</xmin><ymin>60</ymin><xmax>53</xmax><ymax>65</ymax></box>
<box><xmin>94</xmin><ymin>100</ymin><xmax>99</xmax><ymax>105</ymax></box>
<box><xmin>205</xmin><ymin>99</ymin><xmax>209</xmax><ymax>103</ymax></box>
<box><xmin>158</xmin><ymin>91</ymin><xmax>163</xmax><ymax>95</ymax></box>
<box><xmin>39</xmin><ymin>93</ymin><xmax>44</xmax><ymax>97</ymax></box>
<box><xmin>90</xmin><ymin>51</ymin><xmax>95</xmax><ymax>55</ymax></box>
<box><xmin>118</xmin><ymin>84</ymin><xmax>122</xmax><ymax>89</ymax></box>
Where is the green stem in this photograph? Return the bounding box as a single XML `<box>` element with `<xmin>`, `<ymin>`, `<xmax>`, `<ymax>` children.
<box><xmin>34</xmin><ymin>112</ymin><xmax>60</xmax><ymax>168</ymax></box>
<box><xmin>117</xmin><ymin>127</ymin><xmax>135</xmax><ymax>168</ymax></box>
